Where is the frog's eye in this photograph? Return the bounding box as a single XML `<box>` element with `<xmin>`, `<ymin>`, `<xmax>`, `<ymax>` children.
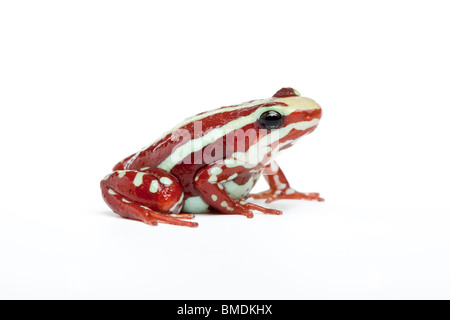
<box><xmin>258</xmin><ymin>110</ymin><xmax>285</xmax><ymax>130</ymax></box>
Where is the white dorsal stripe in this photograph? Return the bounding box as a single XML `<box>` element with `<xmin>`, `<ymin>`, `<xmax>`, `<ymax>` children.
<box><xmin>157</xmin><ymin>105</ymin><xmax>280</xmax><ymax>171</ymax></box>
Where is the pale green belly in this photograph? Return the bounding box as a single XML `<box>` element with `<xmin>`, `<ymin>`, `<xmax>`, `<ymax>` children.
<box><xmin>182</xmin><ymin>176</ymin><xmax>260</xmax><ymax>213</ymax></box>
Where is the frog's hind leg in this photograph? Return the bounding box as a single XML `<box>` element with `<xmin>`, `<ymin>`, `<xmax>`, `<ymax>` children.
<box><xmin>100</xmin><ymin>169</ymin><xmax>198</xmax><ymax>228</ymax></box>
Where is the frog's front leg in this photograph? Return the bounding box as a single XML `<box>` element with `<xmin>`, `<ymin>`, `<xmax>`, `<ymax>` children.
<box><xmin>194</xmin><ymin>161</ymin><xmax>282</xmax><ymax>217</ymax></box>
<box><xmin>100</xmin><ymin>168</ymin><xmax>198</xmax><ymax>227</ymax></box>
<box><xmin>251</xmin><ymin>161</ymin><xmax>324</xmax><ymax>204</ymax></box>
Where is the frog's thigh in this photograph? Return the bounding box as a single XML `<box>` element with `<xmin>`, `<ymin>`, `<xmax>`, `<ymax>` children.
<box><xmin>101</xmin><ymin>169</ymin><xmax>198</xmax><ymax>227</ymax></box>
<box><xmin>101</xmin><ymin>169</ymin><xmax>184</xmax><ymax>215</ymax></box>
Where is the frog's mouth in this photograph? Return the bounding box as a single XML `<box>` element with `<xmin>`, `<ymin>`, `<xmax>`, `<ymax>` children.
<box><xmin>275</xmin><ymin>107</ymin><xmax>322</xmax><ymax>147</ymax></box>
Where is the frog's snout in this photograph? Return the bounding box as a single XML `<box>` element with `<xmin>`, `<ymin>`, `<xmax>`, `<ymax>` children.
<box><xmin>316</xmin><ymin>105</ymin><xmax>323</xmax><ymax>120</ymax></box>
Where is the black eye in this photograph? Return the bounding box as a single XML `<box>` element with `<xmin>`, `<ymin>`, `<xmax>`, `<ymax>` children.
<box><xmin>258</xmin><ymin>110</ymin><xmax>284</xmax><ymax>129</ymax></box>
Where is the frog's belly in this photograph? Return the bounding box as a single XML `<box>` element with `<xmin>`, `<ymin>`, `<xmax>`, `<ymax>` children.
<box><xmin>183</xmin><ymin>196</ymin><xmax>210</xmax><ymax>213</ymax></box>
<box><xmin>182</xmin><ymin>176</ymin><xmax>259</xmax><ymax>213</ymax></box>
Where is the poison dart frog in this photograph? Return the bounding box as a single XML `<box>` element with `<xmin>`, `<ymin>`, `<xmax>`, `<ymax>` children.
<box><xmin>101</xmin><ymin>88</ymin><xmax>323</xmax><ymax>227</ymax></box>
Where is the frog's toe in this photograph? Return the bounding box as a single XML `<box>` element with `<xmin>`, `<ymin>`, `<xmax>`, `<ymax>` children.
<box><xmin>251</xmin><ymin>190</ymin><xmax>273</xmax><ymax>200</ymax></box>
<box><xmin>244</xmin><ymin>202</ymin><xmax>283</xmax><ymax>215</ymax></box>
<box><xmin>265</xmin><ymin>191</ymin><xmax>324</xmax><ymax>203</ymax></box>
<box><xmin>149</xmin><ymin>211</ymin><xmax>199</xmax><ymax>227</ymax></box>
<box><xmin>169</xmin><ymin>213</ymin><xmax>196</xmax><ymax>220</ymax></box>
<box><xmin>290</xmin><ymin>192</ymin><xmax>324</xmax><ymax>202</ymax></box>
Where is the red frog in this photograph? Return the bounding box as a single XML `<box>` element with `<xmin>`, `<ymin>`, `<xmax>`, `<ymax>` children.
<box><xmin>101</xmin><ymin>88</ymin><xmax>323</xmax><ymax>227</ymax></box>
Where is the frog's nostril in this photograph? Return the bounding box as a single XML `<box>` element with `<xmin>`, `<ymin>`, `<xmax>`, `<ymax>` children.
<box><xmin>306</xmin><ymin>107</ymin><xmax>322</xmax><ymax>121</ymax></box>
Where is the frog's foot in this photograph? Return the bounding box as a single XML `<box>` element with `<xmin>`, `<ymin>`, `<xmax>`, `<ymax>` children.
<box><xmin>217</xmin><ymin>201</ymin><xmax>283</xmax><ymax>218</ymax></box>
<box><xmin>243</xmin><ymin>202</ymin><xmax>283</xmax><ymax>215</ymax></box>
<box><xmin>102</xmin><ymin>185</ymin><xmax>198</xmax><ymax>227</ymax></box>
<box><xmin>252</xmin><ymin>189</ymin><xmax>324</xmax><ymax>204</ymax></box>
<box><xmin>144</xmin><ymin>208</ymin><xmax>198</xmax><ymax>227</ymax></box>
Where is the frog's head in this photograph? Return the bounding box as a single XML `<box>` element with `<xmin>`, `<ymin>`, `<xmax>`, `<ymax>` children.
<box><xmin>254</xmin><ymin>88</ymin><xmax>322</xmax><ymax>152</ymax></box>
<box><xmin>161</xmin><ymin>87</ymin><xmax>321</xmax><ymax>169</ymax></box>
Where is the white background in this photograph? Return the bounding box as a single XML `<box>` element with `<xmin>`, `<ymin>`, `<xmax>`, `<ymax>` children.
<box><xmin>1</xmin><ymin>1</ymin><xmax>449</xmax><ymax>299</ymax></box>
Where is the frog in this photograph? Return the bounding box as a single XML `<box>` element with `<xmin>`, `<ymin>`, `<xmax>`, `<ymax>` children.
<box><xmin>100</xmin><ymin>88</ymin><xmax>323</xmax><ymax>227</ymax></box>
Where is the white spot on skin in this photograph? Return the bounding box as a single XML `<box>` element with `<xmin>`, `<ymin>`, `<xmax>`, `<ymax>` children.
<box><xmin>211</xmin><ymin>167</ymin><xmax>222</xmax><ymax>176</ymax></box>
<box><xmin>149</xmin><ymin>180</ymin><xmax>159</xmax><ymax>193</ymax></box>
<box><xmin>122</xmin><ymin>198</ymin><xmax>132</xmax><ymax>203</ymax></box>
<box><xmin>140</xmin><ymin>167</ymin><xmax>150</xmax><ymax>171</ymax></box>
<box><xmin>286</xmin><ymin>188</ymin><xmax>295</xmax><ymax>195</ymax></box>
<box><xmin>211</xmin><ymin>195</ymin><xmax>218</xmax><ymax>201</ymax></box>
<box><xmin>108</xmin><ymin>189</ymin><xmax>117</xmax><ymax>195</ymax></box>
<box><xmin>133</xmin><ymin>172</ymin><xmax>145</xmax><ymax>187</ymax></box>
<box><xmin>274</xmin><ymin>175</ymin><xmax>287</xmax><ymax>190</ymax></box>
<box><xmin>159</xmin><ymin>177</ymin><xmax>173</xmax><ymax>185</ymax></box>
<box><xmin>223</xmin><ymin>177</ymin><xmax>258</xmax><ymax>200</ymax></box>
<box><xmin>118</xmin><ymin>171</ymin><xmax>126</xmax><ymax>178</ymax></box>
<box><xmin>208</xmin><ymin>167</ymin><xmax>223</xmax><ymax>183</ymax></box>
<box><xmin>270</xmin><ymin>161</ymin><xmax>279</xmax><ymax>172</ymax></box>
<box><xmin>220</xmin><ymin>201</ymin><xmax>234</xmax><ymax>211</ymax></box>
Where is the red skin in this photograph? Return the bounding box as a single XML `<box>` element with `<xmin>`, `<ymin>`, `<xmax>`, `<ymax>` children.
<box><xmin>100</xmin><ymin>88</ymin><xmax>323</xmax><ymax>227</ymax></box>
<box><xmin>101</xmin><ymin>169</ymin><xmax>197</xmax><ymax>227</ymax></box>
